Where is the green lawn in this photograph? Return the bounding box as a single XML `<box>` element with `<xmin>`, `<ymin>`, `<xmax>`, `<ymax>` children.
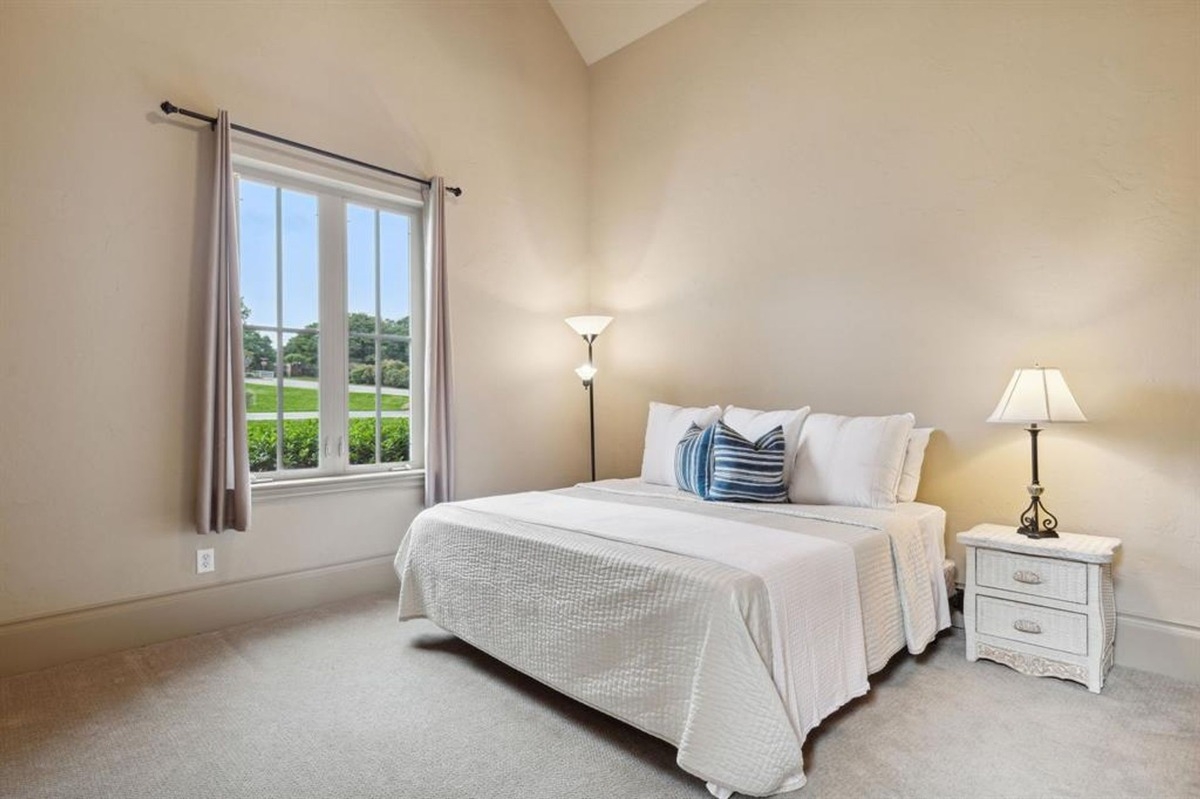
<box><xmin>245</xmin><ymin>382</ymin><xmax>409</xmax><ymax>413</ymax></box>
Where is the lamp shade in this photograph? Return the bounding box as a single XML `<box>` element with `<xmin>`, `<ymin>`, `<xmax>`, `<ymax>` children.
<box><xmin>988</xmin><ymin>367</ymin><xmax>1087</xmax><ymax>424</ymax></box>
<box><xmin>565</xmin><ymin>315</ymin><xmax>613</xmax><ymax>338</ymax></box>
<box><xmin>575</xmin><ymin>364</ymin><xmax>598</xmax><ymax>382</ymax></box>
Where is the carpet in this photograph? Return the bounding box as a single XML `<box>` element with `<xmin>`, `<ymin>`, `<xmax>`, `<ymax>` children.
<box><xmin>1</xmin><ymin>593</ymin><xmax>1196</xmax><ymax>798</ymax></box>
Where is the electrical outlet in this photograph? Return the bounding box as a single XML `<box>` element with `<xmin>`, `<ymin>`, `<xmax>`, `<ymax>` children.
<box><xmin>197</xmin><ymin>548</ymin><xmax>215</xmax><ymax>574</ymax></box>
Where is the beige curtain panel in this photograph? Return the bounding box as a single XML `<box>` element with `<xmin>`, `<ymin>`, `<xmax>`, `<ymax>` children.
<box><xmin>424</xmin><ymin>176</ymin><xmax>454</xmax><ymax>506</ymax></box>
<box><xmin>196</xmin><ymin>110</ymin><xmax>251</xmax><ymax>533</ymax></box>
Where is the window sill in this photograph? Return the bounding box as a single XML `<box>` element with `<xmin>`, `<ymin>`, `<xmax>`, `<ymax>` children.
<box><xmin>251</xmin><ymin>470</ymin><xmax>425</xmax><ymax>502</ymax></box>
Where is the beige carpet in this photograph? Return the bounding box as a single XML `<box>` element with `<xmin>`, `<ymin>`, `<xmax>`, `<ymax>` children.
<box><xmin>1</xmin><ymin>593</ymin><xmax>1197</xmax><ymax>799</ymax></box>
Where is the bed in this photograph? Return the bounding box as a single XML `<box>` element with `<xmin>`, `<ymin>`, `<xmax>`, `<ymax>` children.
<box><xmin>394</xmin><ymin>477</ymin><xmax>952</xmax><ymax>797</ymax></box>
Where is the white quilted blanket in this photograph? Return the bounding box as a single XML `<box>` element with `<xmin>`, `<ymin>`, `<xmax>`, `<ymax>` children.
<box><xmin>395</xmin><ymin>481</ymin><xmax>942</xmax><ymax>796</ymax></box>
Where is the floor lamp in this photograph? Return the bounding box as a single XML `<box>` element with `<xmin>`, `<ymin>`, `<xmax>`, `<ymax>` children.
<box><xmin>988</xmin><ymin>366</ymin><xmax>1087</xmax><ymax>538</ymax></box>
<box><xmin>565</xmin><ymin>315</ymin><xmax>612</xmax><ymax>483</ymax></box>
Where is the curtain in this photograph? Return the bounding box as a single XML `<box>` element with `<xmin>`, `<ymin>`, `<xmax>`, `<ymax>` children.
<box><xmin>196</xmin><ymin>110</ymin><xmax>251</xmax><ymax>533</ymax></box>
<box><xmin>424</xmin><ymin>176</ymin><xmax>454</xmax><ymax>506</ymax></box>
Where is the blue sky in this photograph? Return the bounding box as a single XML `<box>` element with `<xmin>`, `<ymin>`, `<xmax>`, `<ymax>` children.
<box><xmin>238</xmin><ymin>178</ymin><xmax>410</xmax><ymax>332</ymax></box>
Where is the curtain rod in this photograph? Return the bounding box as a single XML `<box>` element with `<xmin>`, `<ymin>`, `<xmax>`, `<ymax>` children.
<box><xmin>159</xmin><ymin>101</ymin><xmax>463</xmax><ymax>197</ymax></box>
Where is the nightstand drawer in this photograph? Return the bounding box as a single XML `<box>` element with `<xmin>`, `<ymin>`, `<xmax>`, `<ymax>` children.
<box><xmin>976</xmin><ymin>549</ymin><xmax>1087</xmax><ymax>604</ymax></box>
<box><xmin>976</xmin><ymin>596</ymin><xmax>1088</xmax><ymax>655</ymax></box>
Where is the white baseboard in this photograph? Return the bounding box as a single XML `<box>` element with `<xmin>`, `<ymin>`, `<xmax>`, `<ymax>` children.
<box><xmin>5</xmin><ymin>564</ymin><xmax>1195</xmax><ymax>685</ymax></box>
<box><xmin>0</xmin><ymin>555</ymin><xmax>398</xmax><ymax>678</ymax></box>
<box><xmin>1114</xmin><ymin>613</ymin><xmax>1200</xmax><ymax>684</ymax></box>
<box><xmin>950</xmin><ymin>582</ymin><xmax>1196</xmax><ymax>683</ymax></box>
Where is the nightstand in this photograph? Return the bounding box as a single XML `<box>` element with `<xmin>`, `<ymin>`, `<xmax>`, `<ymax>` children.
<box><xmin>958</xmin><ymin>524</ymin><xmax>1121</xmax><ymax>693</ymax></box>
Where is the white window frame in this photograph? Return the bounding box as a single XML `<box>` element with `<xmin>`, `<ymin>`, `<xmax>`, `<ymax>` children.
<box><xmin>232</xmin><ymin>149</ymin><xmax>425</xmax><ymax>493</ymax></box>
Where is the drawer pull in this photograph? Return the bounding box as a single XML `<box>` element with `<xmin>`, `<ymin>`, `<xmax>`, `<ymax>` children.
<box><xmin>1013</xmin><ymin>619</ymin><xmax>1042</xmax><ymax>634</ymax></box>
<box><xmin>1012</xmin><ymin>570</ymin><xmax>1042</xmax><ymax>585</ymax></box>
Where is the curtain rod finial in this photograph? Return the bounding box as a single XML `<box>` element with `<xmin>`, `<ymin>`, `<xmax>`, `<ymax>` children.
<box><xmin>160</xmin><ymin>100</ymin><xmax>179</xmax><ymax>115</ymax></box>
<box><xmin>447</xmin><ymin>186</ymin><xmax>463</xmax><ymax>197</ymax></box>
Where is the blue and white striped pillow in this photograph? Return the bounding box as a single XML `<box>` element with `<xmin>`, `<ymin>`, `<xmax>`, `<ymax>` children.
<box><xmin>708</xmin><ymin>421</ymin><xmax>789</xmax><ymax>503</ymax></box>
<box><xmin>674</xmin><ymin>422</ymin><xmax>715</xmax><ymax>498</ymax></box>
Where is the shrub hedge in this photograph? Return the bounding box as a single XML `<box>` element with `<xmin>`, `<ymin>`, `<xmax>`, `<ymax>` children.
<box><xmin>347</xmin><ymin>359</ymin><xmax>409</xmax><ymax>389</ymax></box>
<box><xmin>248</xmin><ymin>417</ymin><xmax>409</xmax><ymax>472</ymax></box>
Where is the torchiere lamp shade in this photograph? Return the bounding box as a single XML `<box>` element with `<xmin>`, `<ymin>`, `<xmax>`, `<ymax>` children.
<box><xmin>565</xmin><ymin>315</ymin><xmax>613</xmax><ymax>338</ymax></box>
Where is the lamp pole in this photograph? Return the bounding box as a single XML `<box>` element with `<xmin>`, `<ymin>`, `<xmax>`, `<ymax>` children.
<box><xmin>1019</xmin><ymin>423</ymin><xmax>1059</xmax><ymax>538</ymax></box>
<box><xmin>585</xmin><ymin>334</ymin><xmax>596</xmax><ymax>482</ymax></box>
<box><xmin>565</xmin><ymin>315</ymin><xmax>612</xmax><ymax>484</ymax></box>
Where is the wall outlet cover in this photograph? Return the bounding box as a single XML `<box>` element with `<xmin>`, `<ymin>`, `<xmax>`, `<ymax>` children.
<box><xmin>197</xmin><ymin>548</ymin><xmax>215</xmax><ymax>574</ymax></box>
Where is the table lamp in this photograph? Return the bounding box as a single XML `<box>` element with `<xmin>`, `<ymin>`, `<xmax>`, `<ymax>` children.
<box><xmin>988</xmin><ymin>366</ymin><xmax>1087</xmax><ymax>538</ymax></box>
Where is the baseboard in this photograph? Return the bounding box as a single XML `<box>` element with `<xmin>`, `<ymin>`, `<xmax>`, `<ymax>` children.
<box><xmin>6</xmin><ymin>562</ymin><xmax>1194</xmax><ymax>684</ymax></box>
<box><xmin>1114</xmin><ymin>613</ymin><xmax>1200</xmax><ymax>684</ymax></box>
<box><xmin>949</xmin><ymin>582</ymin><xmax>1195</xmax><ymax>683</ymax></box>
<box><xmin>0</xmin><ymin>555</ymin><xmax>398</xmax><ymax>678</ymax></box>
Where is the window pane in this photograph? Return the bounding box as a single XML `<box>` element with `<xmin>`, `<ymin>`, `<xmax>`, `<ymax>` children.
<box><xmin>281</xmin><ymin>330</ymin><xmax>320</xmax><ymax>384</ymax></box>
<box><xmin>379</xmin><ymin>211</ymin><xmax>410</xmax><ymax>325</ymax></box>
<box><xmin>248</xmin><ymin>421</ymin><xmax>278</xmax><ymax>473</ymax></box>
<box><xmin>379</xmin><ymin>337</ymin><xmax>409</xmax><ymax>465</ymax></box>
<box><xmin>282</xmin><ymin>417</ymin><xmax>319</xmax><ymax>470</ymax></box>
<box><xmin>346</xmin><ymin>203</ymin><xmax>376</xmax><ymax>327</ymax></box>
<box><xmin>245</xmin><ymin>330</ymin><xmax>281</xmax><ymax>473</ymax></box>
<box><xmin>348</xmin><ymin>335</ymin><xmax>378</xmax><ymax>466</ymax></box>
<box><xmin>280</xmin><ymin>331</ymin><xmax>319</xmax><ymax>470</ymax></box>
<box><xmin>380</xmin><ymin>417</ymin><xmax>410</xmax><ymax>464</ymax></box>
<box><xmin>281</xmin><ymin>189</ymin><xmax>319</xmax><ymax>330</ymax></box>
<box><xmin>378</xmin><ymin>335</ymin><xmax>409</xmax><ymax>382</ymax></box>
<box><xmin>238</xmin><ymin>179</ymin><xmax>277</xmax><ymax>328</ymax></box>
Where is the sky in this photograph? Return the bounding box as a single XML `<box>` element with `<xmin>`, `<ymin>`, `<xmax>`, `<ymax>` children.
<box><xmin>238</xmin><ymin>178</ymin><xmax>411</xmax><ymax>336</ymax></box>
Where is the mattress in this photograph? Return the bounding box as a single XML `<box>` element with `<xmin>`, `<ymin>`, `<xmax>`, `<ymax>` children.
<box><xmin>395</xmin><ymin>479</ymin><xmax>949</xmax><ymax>797</ymax></box>
<box><xmin>573</xmin><ymin>481</ymin><xmax>949</xmax><ymax>670</ymax></box>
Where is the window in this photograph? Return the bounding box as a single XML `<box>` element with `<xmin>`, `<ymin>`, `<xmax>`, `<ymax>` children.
<box><xmin>235</xmin><ymin>157</ymin><xmax>423</xmax><ymax>482</ymax></box>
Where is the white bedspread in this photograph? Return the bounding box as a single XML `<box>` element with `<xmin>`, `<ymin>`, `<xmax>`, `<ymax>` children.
<box><xmin>395</xmin><ymin>480</ymin><xmax>943</xmax><ymax>796</ymax></box>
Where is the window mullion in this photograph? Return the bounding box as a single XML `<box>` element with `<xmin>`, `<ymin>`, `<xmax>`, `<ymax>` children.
<box><xmin>318</xmin><ymin>193</ymin><xmax>347</xmax><ymax>474</ymax></box>
<box><xmin>374</xmin><ymin>209</ymin><xmax>382</xmax><ymax>466</ymax></box>
<box><xmin>274</xmin><ymin>186</ymin><xmax>284</xmax><ymax>473</ymax></box>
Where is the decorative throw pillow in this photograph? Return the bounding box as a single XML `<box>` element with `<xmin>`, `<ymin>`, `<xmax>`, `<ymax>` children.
<box><xmin>896</xmin><ymin>427</ymin><xmax>935</xmax><ymax>502</ymax></box>
<box><xmin>789</xmin><ymin>412</ymin><xmax>915</xmax><ymax>508</ymax></box>
<box><xmin>640</xmin><ymin>402</ymin><xmax>723</xmax><ymax>487</ymax></box>
<box><xmin>722</xmin><ymin>405</ymin><xmax>810</xmax><ymax>485</ymax></box>
<box><xmin>674</xmin><ymin>423</ymin><xmax>716</xmax><ymax>498</ymax></box>
<box><xmin>707</xmin><ymin>421</ymin><xmax>789</xmax><ymax>503</ymax></box>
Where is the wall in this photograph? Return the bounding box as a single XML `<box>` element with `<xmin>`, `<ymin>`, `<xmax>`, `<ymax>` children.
<box><xmin>0</xmin><ymin>1</ymin><xmax>590</xmax><ymax>658</ymax></box>
<box><xmin>590</xmin><ymin>1</ymin><xmax>1199</xmax><ymax>678</ymax></box>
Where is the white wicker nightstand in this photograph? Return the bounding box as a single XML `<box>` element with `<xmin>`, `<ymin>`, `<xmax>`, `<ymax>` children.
<box><xmin>958</xmin><ymin>524</ymin><xmax>1121</xmax><ymax>693</ymax></box>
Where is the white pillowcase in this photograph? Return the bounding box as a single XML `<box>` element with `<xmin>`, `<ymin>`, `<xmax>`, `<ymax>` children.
<box><xmin>789</xmin><ymin>412</ymin><xmax>916</xmax><ymax>508</ymax></box>
<box><xmin>721</xmin><ymin>406</ymin><xmax>811</xmax><ymax>484</ymax></box>
<box><xmin>896</xmin><ymin>427</ymin><xmax>934</xmax><ymax>503</ymax></box>
<box><xmin>640</xmin><ymin>402</ymin><xmax>722</xmax><ymax>487</ymax></box>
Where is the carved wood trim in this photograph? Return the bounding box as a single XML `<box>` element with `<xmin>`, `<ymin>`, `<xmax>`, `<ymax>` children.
<box><xmin>977</xmin><ymin>643</ymin><xmax>1088</xmax><ymax>685</ymax></box>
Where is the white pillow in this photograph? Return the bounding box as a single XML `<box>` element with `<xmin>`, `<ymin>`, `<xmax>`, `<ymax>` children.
<box><xmin>789</xmin><ymin>412</ymin><xmax>915</xmax><ymax>508</ymax></box>
<box><xmin>640</xmin><ymin>402</ymin><xmax>722</xmax><ymax>487</ymax></box>
<box><xmin>896</xmin><ymin>427</ymin><xmax>934</xmax><ymax>503</ymax></box>
<box><xmin>722</xmin><ymin>406</ymin><xmax>811</xmax><ymax>484</ymax></box>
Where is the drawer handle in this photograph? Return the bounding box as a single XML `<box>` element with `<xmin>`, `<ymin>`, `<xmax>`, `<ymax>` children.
<box><xmin>1012</xmin><ymin>570</ymin><xmax>1042</xmax><ymax>585</ymax></box>
<box><xmin>1013</xmin><ymin>619</ymin><xmax>1042</xmax><ymax>634</ymax></box>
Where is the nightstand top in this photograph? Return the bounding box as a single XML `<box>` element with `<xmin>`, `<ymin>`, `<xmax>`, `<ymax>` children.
<box><xmin>957</xmin><ymin>523</ymin><xmax>1121</xmax><ymax>563</ymax></box>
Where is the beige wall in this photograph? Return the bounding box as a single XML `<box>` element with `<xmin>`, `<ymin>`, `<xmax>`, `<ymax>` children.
<box><xmin>0</xmin><ymin>1</ymin><xmax>590</xmax><ymax>626</ymax></box>
<box><xmin>590</xmin><ymin>0</ymin><xmax>1199</xmax><ymax>652</ymax></box>
<box><xmin>2</xmin><ymin>0</ymin><xmax>1196</xmax><ymax>680</ymax></box>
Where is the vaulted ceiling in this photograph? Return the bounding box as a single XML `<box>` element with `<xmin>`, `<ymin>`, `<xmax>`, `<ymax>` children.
<box><xmin>549</xmin><ymin>0</ymin><xmax>707</xmax><ymax>65</ymax></box>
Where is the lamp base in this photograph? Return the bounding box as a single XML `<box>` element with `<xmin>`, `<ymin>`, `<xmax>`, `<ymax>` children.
<box><xmin>1017</xmin><ymin>485</ymin><xmax>1059</xmax><ymax>539</ymax></box>
<box><xmin>1017</xmin><ymin>524</ymin><xmax>1060</xmax><ymax>540</ymax></box>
